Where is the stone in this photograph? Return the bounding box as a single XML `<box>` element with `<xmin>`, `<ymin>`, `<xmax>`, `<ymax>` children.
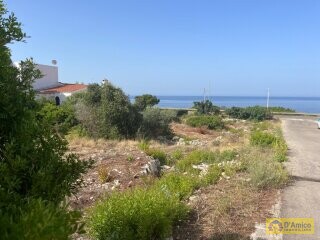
<box><xmin>172</xmin><ymin>136</ymin><xmax>180</xmax><ymax>141</ymax></box>
<box><xmin>141</xmin><ymin>158</ymin><xmax>161</xmax><ymax>177</ymax></box>
<box><xmin>188</xmin><ymin>195</ymin><xmax>199</xmax><ymax>202</ymax></box>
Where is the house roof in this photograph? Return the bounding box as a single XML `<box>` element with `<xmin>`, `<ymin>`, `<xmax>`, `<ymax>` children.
<box><xmin>39</xmin><ymin>83</ymin><xmax>87</xmax><ymax>94</ymax></box>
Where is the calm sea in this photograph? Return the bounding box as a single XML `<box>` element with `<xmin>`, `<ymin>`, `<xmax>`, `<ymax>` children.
<box><xmin>144</xmin><ymin>96</ymin><xmax>320</xmax><ymax>113</ymax></box>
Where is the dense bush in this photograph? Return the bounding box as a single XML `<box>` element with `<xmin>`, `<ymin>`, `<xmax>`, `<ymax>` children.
<box><xmin>134</xmin><ymin>94</ymin><xmax>160</xmax><ymax>111</ymax></box>
<box><xmin>36</xmin><ymin>100</ymin><xmax>78</xmax><ymax>134</ymax></box>
<box><xmin>73</xmin><ymin>82</ymin><xmax>142</xmax><ymax>139</ymax></box>
<box><xmin>138</xmin><ymin>108</ymin><xmax>177</xmax><ymax>138</ymax></box>
<box><xmin>0</xmin><ymin>3</ymin><xmax>91</xmax><ymax>238</ymax></box>
<box><xmin>225</xmin><ymin>106</ymin><xmax>272</xmax><ymax>121</ymax></box>
<box><xmin>186</xmin><ymin>115</ymin><xmax>224</xmax><ymax>130</ymax></box>
<box><xmin>72</xmin><ymin>85</ymin><xmax>176</xmax><ymax>139</ymax></box>
<box><xmin>87</xmin><ymin>188</ymin><xmax>188</xmax><ymax>240</ymax></box>
<box><xmin>192</xmin><ymin>100</ymin><xmax>220</xmax><ymax>115</ymax></box>
<box><xmin>2</xmin><ymin>199</ymin><xmax>84</xmax><ymax>240</ymax></box>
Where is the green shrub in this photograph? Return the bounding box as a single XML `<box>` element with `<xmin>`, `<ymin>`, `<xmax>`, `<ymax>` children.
<box><xmin>176</xmin><ymin>109</ymin><xmax>188</xmax><ymax>117</ymax></box>
<box><xmin>250</xmin><ymin>131</ymin><xmax>278</xmax><ymax>146</ymax></box>
<box><xmin>138</xmin><ymin>139</ymin><xmax>150</xmax><ymax>151</ymax></box>
<box><xmin>176</xmin><ymin>150</ymin><xmax>218</xmax><ymax>172</ymax></box>
<box><xmin>248</xmin><ymin>158</ymin><xmax>288</xmax><ymax>189</ymax></box>
<box><xmin>274</xmin><ymin>146</ymin><xmax>287</xmax><ymax>163</ymax></box>
<box><xmin>127</xmin><ymin>155</ymin><xmax>135</xmax><ymax>162</ymax></box>
<box><xmin>1</xmin><ymin>199</ymin><xmax>83</xmax><ymax>240</ymax></box>
<box><xmin>87</xmin><ymin>188</ymin><xmax>188</xmax><ymax>240</ymax></box>
<box><xmin>250</xmin><ymin>128</ymin><xmax>288</xmax><ymax>162</ymax></box>
<box><xmin>164</xmin><ymin>149</ymin><xmax>183</xmax><ymax>166</ymax></box>
<box><xmin>134</xmin><ymin>94</ymin><xmax>160</xmax><ymax>111</ymax></box>
<box><xmin>240</xmin><ymin>147</ymin><xmax>288</xmax><ymax>189</ymax></box>
<box><xmin>192</xmin><ymin>100</ymin><xmax>220</xmax><ymax>115</ymax></box>
<box><xmin>73</xmin><ymin>82</ymin><xmax>142</xmax><ymax>139</ymax></box>
<box><xmin>219</xmin><ymin>149</ymin><xmax>237</xmax><ymax>161</ymax></box>
<box><xmin>201</xmin><ymin>165</ymin><xmax>222</xmax><ymax>186</ymax></box>
<box><xmin>186</xmin><ymin>115</ymin><xmax>224</xmax><ymax>130</ymax></box>
<box><xmin>273</xmin><ymin>138</ymin><xmax>288</xmax><ymax>162</ymax></box>
<box><xmin>36</xmin><ymin>101</ymin><xmax>78</xmax><ymax>134</ymax></box>
<box><xmin>154</xmin><ymin>173</ymin><xmax>200</xmax><ymax>200</ymax></box>
<box><xmin>138</xmin><ymin>108</ymin><xmax>177</xmax><ymax>138</ymax></box>
<box><xmin>145</xmin><ymin>148</ymin><xmax>167</xmax><ymax>165</ymax></box>
<box><xmin>176</xmin><ymin>149</ymin><xmax>237</xmax><ymax>173</ymax></box>
<box><xmin>171</xmin><ymin>149</ymin><xmax>183</xmax><ymax>160</ymax></box>
<box><xmin>225</xmin><ymin>106</ymin><xmax>272</xmax><ymax>121</ymax></box>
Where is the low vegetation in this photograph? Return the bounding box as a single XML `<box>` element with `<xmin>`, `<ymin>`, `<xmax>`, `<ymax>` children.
<box><xmin>225</xmin><ymin>106</ymin><xmax>272</xmax><ymax>121</ymax></box>
<box><xmin>243</xmin><ymin>147</ymin><xmax>289</xmax><ymax>189</ymax></box>
<box><xmin>36</xmin><ymin>99</ymin><xmax>78</xmax><ymax>134</ymax></box>
<box><xmin>138</xmin><ymin>108</ymin><xmax>177</xmax><ymax>138</ymax></box>
<box><xmin>186</xmin><ymin>115</ymin><xmax>225</xmax><ymax>130</ymax></box>
<box><xmin>268</xmin><ymin>106</ymin><xmax>295</xmax><ymax>113</ymax></box>
<box><xmin>153</xmin><ymin>172</ymin><xmax>200</xmax><ymax>200</ymax></box>
<box><xmin>145</xmin><ymin>148</ymin><xmax>167</xmax><ymax>165</ymax></box>
<box><xmin>250</xmin><ymin>127</ymin><xmax>288</xmax><ymax>162</ymax></box>
<box><xmin>87</xmin><ymin>187</ymin><xmax>188</xmax><ymax>240</ymax></box>
<box><xmin>77</xmin><ymin>118</ymin><xmax>288</xmax><ymax>239</ymax></box>
<box><xmin>192</xmin><ymin>100</ymin><xmax>221</xmax><ymax>115</ymax></box>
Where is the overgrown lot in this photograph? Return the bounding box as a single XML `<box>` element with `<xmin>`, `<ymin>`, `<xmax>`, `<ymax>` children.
<box><xmin>68</xmin><ymin>114</ymin><xmax>289</xmax><ymax>240</ymax></box>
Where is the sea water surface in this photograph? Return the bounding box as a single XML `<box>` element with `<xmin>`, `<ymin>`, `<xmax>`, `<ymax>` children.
<box><xmin>145</xmin><ymin>96</ymin><xmax>320</xmax><ymax>113</ymax></box>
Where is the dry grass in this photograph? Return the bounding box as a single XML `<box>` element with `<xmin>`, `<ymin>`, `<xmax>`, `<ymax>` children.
<box><xmin>68</xmin><ymin>119</ymin><xmax>285</xmax><ymax>239</ymax></box>
<box><xmin>173</xmin><ymin>176</ymin><xmax>278</xmax><ymax>240</ymax></box>
<box><xmin>171</xmin><ymin>122</ymin><xmax>220</xmax><ymax>140</ymax></box>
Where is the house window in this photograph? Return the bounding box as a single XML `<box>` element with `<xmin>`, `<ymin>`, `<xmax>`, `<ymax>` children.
<box><xmin>55</xmin><ymin>96</ymin><xmax>60</xmax><ymax>106</ymax></box>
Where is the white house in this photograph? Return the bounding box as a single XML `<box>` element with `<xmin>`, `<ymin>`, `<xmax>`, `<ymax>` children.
<box><xmin>30</xmin><ymin>63</ymin><xmax>87</xmax><ymax>105</ymax></box>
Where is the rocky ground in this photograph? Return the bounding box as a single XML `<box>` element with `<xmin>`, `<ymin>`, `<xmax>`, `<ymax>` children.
<box><xmin>68</xmin><ymin>119</ymin><xmax>279</xmax><ymax>240</ymax></box>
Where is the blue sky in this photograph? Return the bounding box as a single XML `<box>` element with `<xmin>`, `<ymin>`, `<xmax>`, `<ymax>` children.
<box><xmin>7</xmin><ymin>0</ymin><xmax>320</xmax><ymax>96</ymax></box>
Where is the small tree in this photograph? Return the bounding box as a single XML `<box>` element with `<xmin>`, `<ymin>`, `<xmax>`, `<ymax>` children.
<box><xmin>134</xmin><ymin>94</ymin><xmax>160</xmax><ymax>111</ymax></box>
<box><xmin>99</xmin><ymin>81</ymin><xmax>141</xmax><ymax>138</ymax></box>
<box><xmin>192</xmin><ymin>100</ymin><xmax>220</xmax><ymax>115</ymax></box>
<box><xmin>138</xmin><ymin>108</ymin><xmax>177</xmax><ymax>138</ymax></box>
<box><xmin>73</xmin><ymin>82</ymin><xmax>142</xmax><ymax>139</ymax></box>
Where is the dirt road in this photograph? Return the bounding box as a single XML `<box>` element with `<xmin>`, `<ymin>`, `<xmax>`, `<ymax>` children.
<box><xmin>280</xmin><ymin>116</ymin><xmax>320</xmax><ymax>239</ymax></box>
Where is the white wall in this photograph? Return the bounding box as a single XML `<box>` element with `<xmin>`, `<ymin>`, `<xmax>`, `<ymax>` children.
<box><xmin>33</xmin><ymin>64</ymin><xmax>59</xmax><ymax>90</ymax></box>
<box><xmin>36</xmin><ymin>88</ymin><xmax>87</xmax><ymax>104</ymax></box>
